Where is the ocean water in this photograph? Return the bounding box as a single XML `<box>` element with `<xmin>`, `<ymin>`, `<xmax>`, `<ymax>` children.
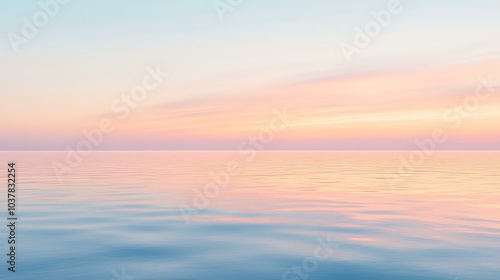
<box><xmin>0</xmin><ymin>151</ymin><xmax>499</xmax><ymax>279</ymax></box>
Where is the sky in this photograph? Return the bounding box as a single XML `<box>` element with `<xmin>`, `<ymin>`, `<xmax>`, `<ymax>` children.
<box><xmin>1</xmin><ymin>0</ymin><xmax>500</xmax><ymax>150</ymax></box>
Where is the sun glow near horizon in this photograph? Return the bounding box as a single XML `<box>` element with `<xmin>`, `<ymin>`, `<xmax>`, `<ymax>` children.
<box><xmin>1</xmin><ymin>0</ymin><xmax>500</xmax><ymax>150</ymax></box>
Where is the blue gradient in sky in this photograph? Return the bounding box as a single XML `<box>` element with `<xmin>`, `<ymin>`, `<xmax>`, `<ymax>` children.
<box><xmin>1</xmin><ymin>0</ymin><xmax>500</xmax><ymax>149</ymax></box>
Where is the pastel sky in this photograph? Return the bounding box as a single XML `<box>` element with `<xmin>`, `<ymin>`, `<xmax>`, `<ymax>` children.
<box><xmin>1</xmin><ymin>0</ymin><xmax>500</xmax><ymax>150</ymax></box>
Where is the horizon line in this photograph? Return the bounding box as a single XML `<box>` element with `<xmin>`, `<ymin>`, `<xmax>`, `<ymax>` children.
<box><xmin>1</xmin><ymin>149</ymin><xmax>500</xmax><ymax>152</ymax></box>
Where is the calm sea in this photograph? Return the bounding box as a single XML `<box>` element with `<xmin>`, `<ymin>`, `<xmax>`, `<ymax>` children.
<box><xmin>0</xmin><ymin>151</ymin><xmax>499</xmax><ymax>279</ymax></box>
